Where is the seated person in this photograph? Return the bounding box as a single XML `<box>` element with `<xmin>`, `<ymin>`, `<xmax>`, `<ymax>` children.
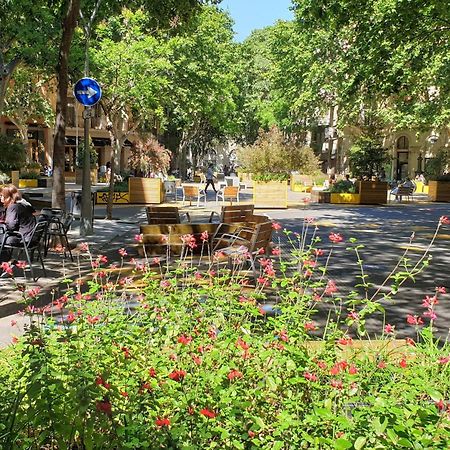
<box><xmin>0</xmin><ymin>185</ymin><xmax>36</xmax><ymax>255</ymax></box>
<box><xmin>390</xmin><ymin>177</ymin><xmax>415</xmax><ymax>200</ymax></box>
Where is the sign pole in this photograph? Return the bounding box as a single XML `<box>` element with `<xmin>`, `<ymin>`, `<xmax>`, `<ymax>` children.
<box><xmin>73</xmin><ymin>77</ymin><xmax>102</xmax><ymax>236</ymax></box>
<box><xmin>80</xmin><ymin>106</ymin><xmax>93</xmax><ymax>236</ymax></box>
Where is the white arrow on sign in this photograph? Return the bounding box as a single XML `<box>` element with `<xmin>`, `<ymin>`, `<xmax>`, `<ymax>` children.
<box><xmin>76</xmin><ymin>86</ymin><xmax>98</xmax><ymax>98</ymax></box>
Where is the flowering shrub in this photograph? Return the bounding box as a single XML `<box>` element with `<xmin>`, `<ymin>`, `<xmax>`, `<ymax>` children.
<box><xmin>0</xmin><ymin>218</ymin><xmax>450</xmax><ymax>448</ymax></box>
<box><xmin>128</xmin><ymin>137</ymin><xmax>171</xmax><ymax>177</ymax></box>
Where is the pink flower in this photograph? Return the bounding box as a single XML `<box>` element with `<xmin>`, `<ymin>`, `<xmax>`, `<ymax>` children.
<box><xmin>324</xmin><ymin>280</ymin><xmax>337</xmax><ymax>295</ymax></box>
<box><xmin>314</xmin><ymin>248</ymin><xmax>324</xmax><ymax>256</ymax></box>
<box><xmin>422</xmin><ymin>295</ymin><xmax>438</xmax><ymax>308</ymax></box>
<box><xmin>118</xmin><ymin>248</ymin><xmax>127</xmax><ymax>257</ymax></box>
<box><xmin>384</xmin><ymin>324</ymin><xmax>395</xmax><ymax>334</ymax></box>
<box><xmin>160</xmin><ymin>280</ymin><xmax>171</xmax><ymax>288</ymax></box>
<box><xmin>304</xmin><ymin>372</ymin><xmax>318</xmax><ymax>382</ymax></box>
<box><xmin>435</xmin><ymin>400</ymin><xmax>446</xmax><ymax>411</ymax></box>
<box><xmin>278</xmin><ymin>330</ymin><xmax>289</xmax><ymax>342</ymax></box>
<box><xmin>304</xmin><ymin>217</ymin><xmax>315</xmax><ymax>224</ymax></box>
<box><xmin>227</xmin><ymin>369</ymin><xmax>243</xmax><ymax>380</ymax></box>
<box><xmin>304</xmin><ymin>322</ymin><xmax>317</xmax><ymax>331</ymax></box>
<box><xmin>377</xmin><ymin>360</ymin><xmax>387</xmax><ymax>369</ymax></box>
<box><xmin>329</xmin><ymin>232</ymin><xmax>343</xmax><ymax>243</ymax></box>
<box><xmin>79</xmin><ymin>242</ymin><xmax>89</xmax><ymax>252</ymax></box>
<box><xmin>338</xmin><ymin>336</ymin><xmax>353</xmax><ymax>346</ymax></box>
<box><xmin>348</xmin><ymin>365</ymin><xmax>358</xmax><ymax>375</ymax></box>
<box><xmin>272</xmin><ymin>222</ymin><xmax>282</xmax><ymax>231</ymax></box>
<box><xmin>438</xmin><ymin>356</ymin><xmax>450</xmax><ymax>364</ymax></box>
<box><xmin>330</xmin><ymin>379</ymin><xmax>343</xmax><ymax>389</ymax></box>
<box><xmin>406</xmin><ymin>314</ymin><xmax>424</xmax><ymax>326</ymax></box>
<box><xmin>181</xmin><ymin>234</ymin><xmax>197</xmax><ymax>249</ymax></box>
<box><xmin>347</xmin><ymin>311</ymin><xmax>359</xmax><ymax>321</ymax></box>
<box><xmin>1</xmin><ymin>262</ymin><xmax>13</xmax><ymax>275</ymax></box>
<box><xmin>10</xmin><ymin>319</ymin><xmax>17</xmax><ymax>327</ymax></box>
<box><xmin>271</xmin><ymin>247</ymin><xmax>281</xmax><ymax>256</ymax></box>
<box><xmin>440</xmin><ymin>216</ymin><xmax>450</xmax><ymax>225</ymax></box>
<box><xmin>436</xmin><ymin>286</ymin><xmax>446</xmax><ymax>294</ymax></box>
<box><xmin>423</xmin><ymin>310</ymin><xmax>437</xmax><ymax>320</ymax></box>
<box><xmin>15</xmin><ymin>261</ymin><xmax>27</xmax><ymax>269</ymax></box>
<box><xmin>236</xmin><ymin>337</ymin><xmax>250</xmax><ymax>351</ymax></box>
<box><xmin>134</xmin><ymin>234</ymin><xmax>143</xmax><ymax>243</ymax></box>
<box><xmin>160</xmin><ymin>235</ymin><xmax>168</xmax><ymax>244</ymax></box>
<box><xmin>192</xmin><ymin>355</ymin><xmax>202</xmax><ymax>365</ymax></box>
<box><xmin>200</xmin><ymin>230</ymin><xmax>209</xmax><ymax>242</ymax></box>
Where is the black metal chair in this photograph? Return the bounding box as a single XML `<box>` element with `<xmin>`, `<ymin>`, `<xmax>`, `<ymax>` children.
<box><xmin>43</xmin><ymin>213</ymin><xmax>74</xmax><ymax>261</ymax></box>
<box><xmin>0</xmin><ymin>221</ymin><xmax>48</xmax><ymax>281</ymax></box>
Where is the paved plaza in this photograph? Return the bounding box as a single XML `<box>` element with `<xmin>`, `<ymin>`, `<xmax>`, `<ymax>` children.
<box><xmin>0</xmin><ymin>184</ymin><xmax>449</xmax><ymax>346</ymax></box>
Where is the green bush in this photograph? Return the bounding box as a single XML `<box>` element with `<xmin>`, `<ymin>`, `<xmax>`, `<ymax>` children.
<box><xmin>0</xmin><ymin>219</ymin><xmax>450</xmax><ymax>448</ymax></box>
<box><xmin>0</xmin><ymin>135</ymin><xmax>27</xmax><ymax>172</ymax></box>
<box><xmin>237</xmin><ymin>127</ymin><xmax>321</xmax><ymax>181</ymax></box>
<box><xmin>19</xmin><ymin>171</ymin><xmax>40</xmax><ymax>180</ymax></box>
<box><xmin>330</xmin><ymin>180</ymin><xmax>357</xmax><ymax>193</ymax></box>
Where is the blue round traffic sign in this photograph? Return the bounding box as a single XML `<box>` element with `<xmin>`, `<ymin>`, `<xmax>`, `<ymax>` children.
<box><xmin>73</xmin><ymin>77</ymin><xmax>102</xmax><ymax>106</ymax></box>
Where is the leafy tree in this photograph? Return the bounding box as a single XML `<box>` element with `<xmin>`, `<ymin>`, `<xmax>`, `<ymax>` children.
<box><xmin>4</xmin><ymin>66</ymin><xmax>54</xmax><ymax>157</ymax></box>
<box><xmin>164</xmin><ymin>6</ymin><xmax>237</xmax><ymax>177</ymax></box>
<box><xmin>237</xmin><ymin>126</ymin><xmax>320</xmax><ymax>179</ymax></box>
<box><xmin>129</xmin><ymin>137</ymin><xmax>172</xmax><ymax>177</ymax></box>
<box><xmin>0</xmin><ymin>135</ymin><xmax>27</xmax><ymax>173</ymax></box>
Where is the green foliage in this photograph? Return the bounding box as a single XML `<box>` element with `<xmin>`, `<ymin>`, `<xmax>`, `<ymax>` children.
<box><xmin>0</xmin><ymin>135</ymin><xmax>27</xmax><ymax>172</ymax></box>
<box><xmin>348</xmin><ymin>133</ymin><xmax>390</xmax><ymax>178</ymax></box>
<box><xmin>237</xmin><ymin>127</ymin><xmax>321</xmax><ymax>179</ymax></box>
<box><xmin>76</xmin><ymin>140</ymin><xmax>98</xmax><ymax>169</ymax></box>
<box><xmin>19</xmin><ymin>171</ymin><xmax>40</xmax><ymax>180</ymax></box>
<box><xmin>0</xmin><ymin>218</ymin><xmax>449</xmax><ymax>448</ymax></box>
<box><xmin>330</xmin><ymin>180</ymin><xmax>357</xmax><ymax>194</ymax></box>
<box><xmin>424</xmin><ymin>149</ymin><xmax>450</xmax><ymax>181</ymax></box>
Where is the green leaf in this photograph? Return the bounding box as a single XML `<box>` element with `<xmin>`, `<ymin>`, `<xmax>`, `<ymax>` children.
<box><xmin>334</xmin><ymin>438</ymin><xmax>352</xmax><ymax>450</ymax></box>
<box><xmin>354</xmin><ymin>436</ymin><xmax>367</xmax><ymax>450</ymax></box>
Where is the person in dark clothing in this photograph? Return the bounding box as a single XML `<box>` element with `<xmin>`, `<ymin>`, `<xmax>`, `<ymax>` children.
<box><xmin>0</xmin><ymin>185</ymin><xmax>36</xmax><ymax>247</ymax></box>
<box><xmin>204</xmin><ymin>164</ymin><xmax>217</xmax><ymax>193</ymax></box>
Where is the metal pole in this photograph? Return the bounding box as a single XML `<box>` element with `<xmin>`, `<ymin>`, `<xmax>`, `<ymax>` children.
<box><xmin>80</xmin><ymin>106</ymin><xmax>93</xmax><ymax>235</ymax></box>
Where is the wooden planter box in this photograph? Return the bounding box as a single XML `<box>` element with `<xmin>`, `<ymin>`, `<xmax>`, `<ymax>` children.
<box><xmin>10</xmin><ymin>170</ymin><xmax>19</xmax><ymax>186</ymax></box>
<box><xmin>19</xmin><ymin>179</ymin><xmax>38</xmax><ymax>188</ymax></box>
<box><xmin>95</xmin><ymin>192</ymin><xmax>130</xmax><ymax>204</ymax></box>
<box><xmin>290</xmin><ymin>174</ymin><xmax>313</xmax><ymax>192</ymax></box>
<box><xmin>239</xmin><ymin>172</ymin><xmax>253</xmax><ymax>187</ymax></box>
<box><xmin>428</xmin><ymin>181</ymin><xmax>450</xmax><ymax>202</ymax></box>
<box><xmin>129</xmin><ymin>177</ymin><xmax>164</xmax><ymax>204</ymax></box>
<box><xmin>311</xmin><ymin>190</ymin><xmax>330</xmax><ymax>203</ymax></box>
<box><xmin>75</xmin><ymin>168</ymin><xmax>98</xmax><ymax>185</ymax></box>
<box><xmin>358</xmin><ymin>181</ymin><xmax>388</xmax><ymax>204</ymax></box>
<box><xmin>253</xmin><ymin>180</ymin><xmax>288</xmax><ymax>209</ymax></box>
<box><xmin>330</xmin><ymin>193</ymin><xmax>360</xmax><ymax>204</ymax></box>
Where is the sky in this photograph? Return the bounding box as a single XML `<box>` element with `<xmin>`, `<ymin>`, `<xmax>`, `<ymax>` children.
<box><xmin>219</xmin><ymin>0</ymin><xmax>295</xmax><ymax>42</ymax></box>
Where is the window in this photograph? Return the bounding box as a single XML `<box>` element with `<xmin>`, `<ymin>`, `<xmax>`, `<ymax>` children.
<box><xmin>397</xmin><ymin>136</ymin><xmax>409</xmax><ymax>150</ymax></box>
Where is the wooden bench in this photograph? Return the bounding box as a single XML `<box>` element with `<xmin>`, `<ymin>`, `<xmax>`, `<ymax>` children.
<box><xmin>145</xmin><ymin>206</ymin><xmax>190</xmax><ymax>224</ymax></box>
<box><xmin>209</xmin><ymin>204</ymin><xmax>255</xmax><ymax>223</ymax></box>
<box><xmin>389</xmin><ymin>186</ymin><xmax>415</xmax><ymax>202</ymax></box>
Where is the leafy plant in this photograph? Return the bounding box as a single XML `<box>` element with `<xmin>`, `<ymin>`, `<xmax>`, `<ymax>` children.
<box><xmin>0</xmin><ymin>172</ymin><xmax>11</xmax><ymax>184</ymax></box>
<box><xmin>330</xmin><ymin>179</ymin><xmax>357</xmax><ymax>193</ymax></box>
<box><xmin>128</xmin><ymin>136</ymin><xmax>171</xmax><ymax>177</ymax></box>
<box><xmin>424</xmin><ymin>149</ymin><xmax>450</xmax><ymax>181</ymax></box>
<box><xmin>19</xmin><ymin>171</ymin><xmax>40</xmax><ymax>180</ymax></box>
<box><xmin>76</xmin><ymin>140</ymin><xmax>98</xmax><ymax>169</ymax></box>
<box><xmin>0</xmin><ymin>216</ymin><xmax>450</xmax><ymax>448</ymax></box>
<box><xmin>237</xmin><ymin>126</ymin><xmax>321</xmax><ymax>180</ymax></box>
<box><xmin>0</xmin><ymin>135</ymin><xmax>27</xmax><ymax>172</ymax></box>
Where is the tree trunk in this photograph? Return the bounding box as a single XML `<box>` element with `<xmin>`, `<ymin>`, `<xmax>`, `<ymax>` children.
<box><xmin>52</xmin><ymin>0</ymin><xmax>81</xmax><ymax>210</ymax></box>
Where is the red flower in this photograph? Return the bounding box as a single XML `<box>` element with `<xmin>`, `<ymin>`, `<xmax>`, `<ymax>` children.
<box><xmin>272</xmin><ymin>222</ymin><xmax>282</xmax><ymax>231</ymax></box>
<box><xmin>177</xmin><ymin>335</ymin><xmax>192</xmax><ymax>345</ymax></box>
<box><xmin>96</xmin><ymin>400</ymin><xmax>112</xmax><ymax>415</ymax></box>
<box><xmin>384</xmin><ymin>324</ymin><xmax>395</xmax><ymax>334</ymax></box>
<box><xmin>304</xmin><ymin>322</ymin><xmax>317</xmax><ymax>332</ymax></box>
<box><xmin>278</xmin><ymin>329</ymin><xmax>289</xmax><ymax>342</ymax></box>
<box><xmin>329</xmin><ymin>232</ymin><xmax>343</xmax><ymax>243</ymax></box>
<box><xmin>338</xmin><ymin>336</ymin><xmax>353</xmax><ymax>346</ymax></box>
<box><xmin>155</xmin><ymin>417</ymin><xmax>170</xmax><ymax>427</ymax></box>
<box><xmin>330</xmin><ymin>379</ymin><xmax>343</xmax><ymax>389</ymax></box>
<box><xmin>200</xmin><ymin>408</ymin><xmax>217</xmax><ymax>418</ymax></box>
<box><xmin>377</xmin><ymin>360</ymin><xmax>387</xmax><ymax>369</ymax></box>
<box><xmin>236</xmin><ymin>337</ymin><xmax>250</xmax><ymax>351</ymax></box>
<box><xmin>168</xmin><ymin>370</ymin><xmax>186</xmax><ymax>382</ymax></box>
<box><xmin>271</xmin><ymin>247</ymin><xmax>281</xmax><ymax>256</ymax></box>
<box><xmin>314</xmin><ymin>248</ymin><xmax>324</xmax><ymax>256</ymax></box>
<box><xmin>405</xmin><ymin>337</ymin><xmax>415</xmax><ymax>346</ymax></box>
<box><xmin>192</xmin><ymin>355</ymin><xmax>202</xmax><ymax>365</ymax></box>
<box><xmin>324</xmin><ymin>280</ymin><xmax>338</xmax><ymax>295</ymax></box>
<box><xmin>399</xmin><ymin>358</ymin><xmax>407</xmax><ymax>368</ymax></box>
<box><xmin>87</xmin><ymin>315</ymin><xmax>100</xmax><ymax>325</ymax></box>
<box><xmin>148</xmin><ymin>368</ymin><xmax>157</xmax><ymax>377</ymax></box>
<box><xmin>348</xmin><ymin>364</ymin><xmax>358</xmax><ymax>375</ymax></box>
<box><xmin>304</xmin><ymin>371</ymin><xmax>318</xmax><ymax>382</ymax></box>
<box><xmin>440</xmin><ymin>216</ymin><xmax>450</xmax><ymax>225</ymax></box>
<box><xmin>227</xmin><ymin>369</ymin><xmax>243</xmax><ymax>380</ymax></box>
